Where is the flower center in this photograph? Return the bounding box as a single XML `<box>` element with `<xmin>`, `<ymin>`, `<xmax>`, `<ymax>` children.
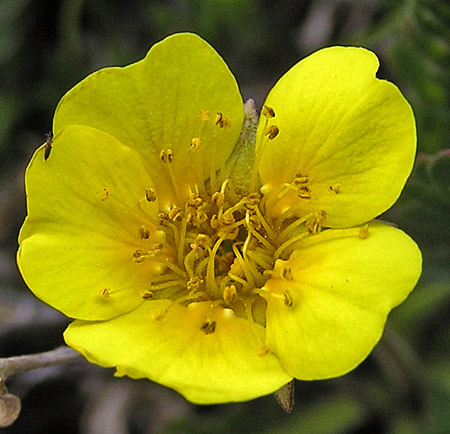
<box><xmin>133</xmin><ymin>180</ymin><xmax>325</xmax><ymax>326</ymax></box>
<box><xmin>127</xmin><ymin>106</ymin><xmax>326</xmax><ymax>345</ymax></box>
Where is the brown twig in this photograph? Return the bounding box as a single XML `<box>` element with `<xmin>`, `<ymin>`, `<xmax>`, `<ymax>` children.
<box><xmin>0</xmin><ymin>346</ymin><xmax>81</xmax><ymax>381</ymax></box>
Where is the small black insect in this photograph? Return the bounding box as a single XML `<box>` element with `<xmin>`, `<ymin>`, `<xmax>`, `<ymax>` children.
<box><xmin>44</xmin><ymin>132</ymin><xmax>53</xmax><ymax>161</ymax></box>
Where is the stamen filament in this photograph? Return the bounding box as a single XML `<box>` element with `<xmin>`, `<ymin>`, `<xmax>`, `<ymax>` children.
<box><xmin>188</xmin><ymin>151</ymin><xmax>204</xmax><ymax>195</ymax></box>
<box><xmin>217</xmin><ymin>130</ymin><xmax>229</xmax><ymax>188</ymax></box>
<box><xmin>195</xmin><ymin>257</ymin><xmax>210</xmax><ymax>276</ymax></box>
<box><xmin>150</xmin><ymin>280</ymin><xmax>185</xmax><ymax>291</ymax></box>
<box><xmin>136</xmin><ymin>208</ymin><xmax>163</xmax><ymax>232</ymax></box>
<box><xmin>183</xmin><ymin>249</ymin><xmax>196</xmax><ymax>278</ymax></box>
<box><xmin>166</xmin><ymin>162</ymin><xmax>184</xmax><ymax>206</ymax></box>
<box><xmin>220</xmin><ymin>179</ymin><xmax>229</xmax><ymax>195</ymax></box>
<box><xmin>253</xmin><ymin>206</ymin><xmax>277</xmax><ymax>241</ymax></box>
<box><xmin>232</xmin><ymin>242</ymin><xmax>255</xmax><ymax>289</ymax></box>
<box><xmin>222</xmin><ymin>197</ymin><xmax>247</xmax><ymax>217</ymax></box>
<box><xmin>275</xmin><ymin>203</ymin><xmax>309</xmax><ymax>230</ymax></box>
<box><xmin>242</xmin><ymin>234</ymin><xmax>264</xmax><ymax>286</ymax></box>
<box><xmin>274</xmin><ymin>232</ymin><xmax>310</xmax><ymax>260</ymax></box>
<box><xmin>264</xmin><ymin>184</ymin><xmax>294</xmax><ymax>221</ymax></box>
<box><xmin>154</xmin><ymin>292</ymin><xmax>206</xmax><ymax>320</ymax></box>
<box><xmin>227</xmin><ymin>272</ymin><xmax>250</xmax><ymax>290</ymax></box>
<box><xmin>147</xmin><ymin>273</ymin><xmax>183</xmax><ymax>285</ymax></box>
<box><xmin>246</xmin><ymin>250</ymin><xmax>274</xmax><ymax>270</ymax></box>
<box><xmin>166</xmin><ymin>221</ymin><xmax>180</xmax><ymax>248</ymax></box>
<box><xmin>206</xmin><ymin>237</ymin><xmax>224</xmax><ymax>298</ymax></box>
<box><xmin>248</xmin><ymin>226</ymin><xmax>276</xmax><ymax>252</ymax></box>
<box><xmin>260</xmin><ymin>182</ymin><xmax>289</xmax><ymax>213</ymax></box>
<box><xmin>209</xmin><ymin>133</ymin><xmax>217</xmax><ymax>193</ymax></box>
<box><xmin>177</xmin><ymin>213</ymin><xmax>188</xmax><ymax>267</ymax></box>
<box><xmin>277</xmin><ymin>214</ymin><xmax>310</xmax><ymax>243</ymax></box>
<box><xmin>150</xmin><ymin>257</ymin><xmax>186</xmax><ymax>277</ymax></box>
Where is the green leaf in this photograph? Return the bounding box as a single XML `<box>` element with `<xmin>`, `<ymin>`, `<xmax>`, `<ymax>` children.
<box><xmin>387</xmin><ymin>150</ymin><xmax>450</xmax><ymax>250</ymax></box>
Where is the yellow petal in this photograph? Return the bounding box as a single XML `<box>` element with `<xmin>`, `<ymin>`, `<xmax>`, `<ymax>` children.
<box><xmin>64</xmin><ymin>301</ymin><xmax>292</xmax><ymax>404</ymax></box>
<box><xmin>262</xmin><ymin>221</ymin><xmax>421</xmax><ymax>380</ymax></box>
<box><xmin>257</xmin><ymin>47</ymin><xmax>416</xmax><ymax>227</ymax></box>
<box><xmin>53</xmin><ymin>33</ymin><xmax>244</xmax><ymax>209</ymax></box>
<box><xmin>18</xmin><ymin>125</ymin><xmax>165</xmax><ymax>321</ymax></box>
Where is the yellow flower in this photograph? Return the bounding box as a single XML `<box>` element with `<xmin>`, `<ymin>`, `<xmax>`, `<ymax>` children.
<box><xmin>17</xmin><ymin>33</ymin><xmax>422</xmax><ymax>404</ymax></box>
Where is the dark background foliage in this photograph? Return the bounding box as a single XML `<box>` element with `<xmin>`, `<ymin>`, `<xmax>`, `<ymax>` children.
<box><xmin>1</xmin><ymin>0</ymin><xmax>449</xmax><ymax>433</ymax></box>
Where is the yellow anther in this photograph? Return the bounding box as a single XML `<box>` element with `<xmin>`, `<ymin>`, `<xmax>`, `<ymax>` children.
<box><xmin>187</xmin><ymin>195</ymin><xmax>203</xmax><ymax>208</ymax></box>
<box><xmin>293</xmin><ymin>174</ymin><xmax>309</xmax><ymax>185</ymax></box>
<box><xmin>244</xmin><ymin>196</ymin><xmax>260</xmax><ymax>210</ymax></box>
<box><xmin>138</xmin><ymin>226</ymin><xmax>151</xmax><ymax>240</ymax></box>
<box><xmin>217</xmin><ymin>225</ymin><xmax>239</xmax><ymax>240</ymax></box>
<box><xmin>133</xmin><ymin>249</ymin><xmax>147</xmax><ymax>262</ymax></box>
<box><xmin>99</xmin><ymin>288</ymin><xmax>111</xmax><ymax>298</ymax></box>
<box><xmin>145</xmin><ymin>188</ymin><xmax>157</xmax><ymax>202</ymax></box>
<box><xmin>229</xmin><ymin>259</ymin><xmax>244</xmax><ymax>278</ymax></box>
<box><xmin>133</xmin><ymin>243</ymin><xmax>163</xmax><ymax>263</ymax></box>
<box><xmin>223</xmin><ymin>284</ymin><xmax>237</xmax><ymax>304</ymax></box>
<box><xmin>245</xmin><ymin>212</ymin><xmax>261</xmax><ymax>230</ymax></box>
<box><xmin>200</xmin><ymin>319</ymin><xmax>217</xmax><ymax>334</ymax></box>
<box><xmin>220</xmin><ymin>211</ymin><xmax>236</xmax><ymax>226</ymax></box>
<box><xmin>141</xmin><ymin>290</ymin><xmax>154</xmax><ymax>300</ymax></box>
<box><xmin>257</xmin><ymin>345</ymin><xmax>271</xmax><ymax>357</ymax></box>
<box><xmin>297</xmin><ymin>185</ymin><xmax>312</xmax><ymax>199</ymax></box>
<box><xmin>187</xmin><ymin>276</ymin><xmax>203</xmax><ymax>292</ymax></box>
<box><xmin>212</xmin><ymin>191</ymin><xmax>225</xmax><ymax>207</ymax></box>
<box><xmin>198</xmin><ymin>109</ymin><xmax>210</xmax><ymax>121</ymax></box>
<box><xmin>190</xmin><ymin>208</ymin><xmax>208</xmax><ymax>226</ymax></box>
<box><xmin>152</xmin><ymin>243</ymin><xmax>164</xmax><ymax>252</ymax></box>
<box><xmin>329</xmin><ymin>183</ymin><xmax>341</xmax><ymax>194</ymax></box>
<box><xmin>305</xmin><ymin>210</ymin><xmax>326</xmax><ymax>234</ymax></box>
<box><xmin>190</xmin><ymin>137</ymin><xmax>202</xmax><ymax>150</ymax></box>
<box><xmin>210</xmin><ymin>214</ymin><xmax>220</xmax><ymax>229</ymax></box>
<box><xmin>264</xmin><ymin>125</ymin><xmax>279</xmax><ymax>140</ymax></box>
<box><xmin>248</xmin><ymin>192</ymin><xmax>261</xmax><ymax>201</ymax></box>
<box><xmin>359</xmin><ymin>224</ymin><xmax>369</xmax><ymax>239</ymax></box>
<box><xmin>219</xmin><ymin>179</ymin><xmax>230</xmax><ymax>194</ymax></box>
<box><xmin>168</xmin><ymin>207</ymin><xmax>183</xmax><ymax>222</ymax></box>
<box><xmin>100</xmin><ymin>188</ymin><xmax>109</xmax><ymax>201</ymax></box>
<box><xmin>284</xmin><ymin>290</ymin><xmax>293</xmax><ymax>307</ymax></box>
<box><xmin>159</xmin><ymin>149</ymin><xmax>174</xmax><ymax>164</ymax></box>
<box><xmin>191</xmin><ymin>234</ymin><xmax>213</xmax><ymax>250</ymax></box>
<box><xmin>263</xmin><ymin>270</ymin><xmax>274</xmax><ymax>279</ymax></box>
<box><xmin>166</xmin><ymin>149</ymin><xmax>174</xmax><ymax>163</ymax></box>
<box><xmin>262</xmin><ymin>105</ymin><xmax>276</xmax><ymax>118</ymax></box>
<box><xmin>281</xmin><ymin>267</ymin><xmax>293</xmax><ymax>281</ymax></box>
<box><xmin>157</xmin><ymin>212</ymin><xmax>169</xmax><ymax>225</ymax></box>
<box><xmin>215</xmin><ymin>112</ymin><xmax>231</xmax><ymax>128</ymax></box>
<box><xmin>318</xmin><ymin>210</ymin><xmax>327</xmax><ymax>224</ymax></box>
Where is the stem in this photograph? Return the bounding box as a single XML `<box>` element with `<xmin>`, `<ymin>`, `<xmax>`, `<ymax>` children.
<box><xmin>0</xmin><ymin>346</ymin><xmax>81</xmax><ymax>381</ymax></box>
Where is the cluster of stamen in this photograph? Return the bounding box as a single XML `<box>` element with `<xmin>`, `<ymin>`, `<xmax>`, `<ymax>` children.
<box><xmin>99</xmin><ymin>106</ymin><xmax>345</xmax><ymax>353</ymax></box>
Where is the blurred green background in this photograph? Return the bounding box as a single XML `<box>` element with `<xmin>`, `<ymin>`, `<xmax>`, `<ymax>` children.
<box><xmin>1</xmin><ymin>0</ymin><xmax>449</xmax><ymax>433</ymax></box>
